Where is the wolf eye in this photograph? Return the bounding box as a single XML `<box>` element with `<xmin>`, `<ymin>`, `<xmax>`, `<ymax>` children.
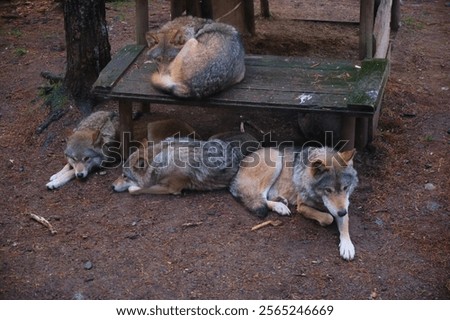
<box><xmin>324</xmin><ymin>187</ymin><xmax>333</xmax><ymax>194</ymax></box>
<box><xmin>83</xmin><ymin>156</ymin><xmax>91</xmax><ymax>162</ymax></box>
<box><xmin>343</xmin><ymin>185</ymin><xmax>349</xmax><ymax>191</ymax></box>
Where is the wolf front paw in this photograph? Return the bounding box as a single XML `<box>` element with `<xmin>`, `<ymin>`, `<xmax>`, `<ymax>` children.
<box><xmin>272</xmin><ymin>202</ymin><xmax>291</xmax><ymax>216</ymax></box>
<box><xmin>128</xmin><ymin>185</ymin><xmax>143</xmax><ymax>194</ymax></box>
<box><xmin>339</xmin><ymin>238</ymin><xmax>355</xmax><ymax>261</ymax></box>
<box><xmin>46</xmin><ymin>180</ymin><xmax>60</xmax><ymax>190</ymax></box>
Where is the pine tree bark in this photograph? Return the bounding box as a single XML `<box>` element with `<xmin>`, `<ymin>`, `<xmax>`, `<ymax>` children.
<box><xmin>63</xmin><ymin>0</ymin><xmax>111</xmax><ymax>113</ymax></box>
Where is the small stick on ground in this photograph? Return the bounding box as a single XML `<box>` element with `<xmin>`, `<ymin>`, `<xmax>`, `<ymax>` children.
<box><xmin>182</xmin><ymin>221</ymin><xmax>203</xmax><ymax>229</ymax></box>
<box><xmin>251</xmin><ymin>219</ymin><xmax>283</xmax><ymax>231</ymax></box>
<box><xmin>29</xmin><ymin>213</ymin><xmax>57</xmax><ymax>235</ymax></box>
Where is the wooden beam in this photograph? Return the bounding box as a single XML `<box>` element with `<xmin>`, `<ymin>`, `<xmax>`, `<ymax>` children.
<box><xmin>118</xmin><ymin>100</ymin><xmax>133</xmax><ymax>160</ymax></box>
<box><xmin>374</xmin><ymin>0</ymin><xmax>392</xmax><ymax>59</ymax></box>
<box><xmin>359</xmin><ymin>0</ymin><xmax>375</xmax><ymax>60</ymax></box>
<box><xmin>260</xmin><ymin>0</ymin><xmax>270</xmax><ymax>18</ymax></box>
<box><xmin>355</xmin><ymin>118</ymin><xmax>369</xmax><ymax>149</ymax></box>
<box><xmin>340</xmin><ymin>116</ymin><xmax>356</xmax><ymax>151</ymax></box>
<box><xmin>136</xmin><ymin>0</ymin><xmax>149</xmax><ymax>45</ymax></box>
<box><xmin>243</xmin><ymin>0</ymin><xmax>256</xmax><ymax>35</ymax></box>
<box><xmin>391</xmin><ymin>0</ymin><xmax>401</xmax><ymax>31</ymax></box>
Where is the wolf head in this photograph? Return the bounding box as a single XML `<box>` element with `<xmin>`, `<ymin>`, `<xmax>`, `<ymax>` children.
<box><xmin>145</xmin><ymin>16</ymin><xmax>207</xmax><ymax>62</ymax></box>
<box><xmin>306</xmin><ymin>148</ymin><xmax>358</xmax><ymax>219</ymax></box>
<box><xmin>146</xmin><ymin>30</ymin><xmax>186</xmax><ymax>62</ymax></box>
<box><xmin>112</xmin><ymin>146</ymin><xmax>154</xmax><ymax>193</ymax></box>
<box><xmin>65</xmin><ymin>129</ymin><xmax>106</xmax><ymax>179</ymax></box>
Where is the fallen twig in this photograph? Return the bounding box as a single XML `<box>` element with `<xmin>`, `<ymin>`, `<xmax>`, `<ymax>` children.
<box><xmin>182</xmin><ymin>221</ymin><xmax>203</xmax><ymax>229</ymax></box>
<box><xmin>251</xmin><ymin>219</ymin><xmax>282</xmax><ymax>231</ymax></box>
<box><xmin>29</xmin><ymin>213</ymin><xmax>57</xmax><ymax>235</ymax></box>
<box><xmin>36</xmin><ymin>107</ymin><xmax>67</xmax><ymax>134</ymax></box>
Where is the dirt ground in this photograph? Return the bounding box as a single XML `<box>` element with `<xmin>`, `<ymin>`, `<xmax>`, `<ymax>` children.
<box><xmin>0</xmin><ymin>0</ymin><xmax>449</xmax><ymax>299</ymax></box>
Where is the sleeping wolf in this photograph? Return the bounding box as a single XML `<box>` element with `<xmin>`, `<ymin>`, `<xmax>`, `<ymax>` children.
<box><xmin>112</xmin><ymin>132</ymin><xmax>259</xmax><ymax>195</ymax></box>
<box><xmin>230</xmin><ymin>147</ymin><xmax>358</xmax><ymax>260</ymax></box>
<box><xmin>46</xmin><ymin>111</ymin><xmax>119</xmax><ymax>189</ymax></box>
<box><xmin>146</xmin><ymin>16</ymin><xmax>246</xmax><ymax>99</ymax></box>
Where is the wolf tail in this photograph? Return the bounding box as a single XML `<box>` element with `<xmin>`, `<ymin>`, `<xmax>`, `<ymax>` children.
<box><xmin>229</xmin><ymin>186</ymin><xmax>269</xmax><ymax>218</ymax></box>
<box><xmin>150</xmin><ymin>70</ymin><xmax>191</xmax><ymax>98</ymax></box>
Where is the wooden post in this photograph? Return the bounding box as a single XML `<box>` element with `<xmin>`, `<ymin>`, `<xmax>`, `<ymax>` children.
<box><xmin>260</xmin><ymin>0</ymin><xmax>270</xmax><ymax>18</ymax></box>
<box><xmin>355</xmin><ymin>118</ymin><xmax>369</xmax><ymax>149</ymax></box>
<box><xmin>135</xmin><ymin>1</ymin><xmax>151</xmax><ymax>116</ymax></box>
<box><xmin>136</xmin><ymin>0</ymin><xmax>149</xmax><ymax>45</ymax></box>
<box><xmin>391</xmin><ymin>0</ymin><xmax>401</xmax><ymax>31</ymax></box>
<box><xmin>374</xmin><ymin>0</ymin><xmax>392</xmax><ymax>59</ymax></box>
<box><xmin>340</xmin><ymin>116</ymin><xmax>356</xmax><ymax>151</ymax></box>
<box><xmin>359</xmin><ymin>0</ymin><xmax>374</xmax><ymax>60</ymax></box>
<box><xmin>243</xmin><ymin>0</ymin><xmax>256</xmax><ymax>35</ymax></box>
<box><xmin>208</xmin><ymin>0</ymin><xmax>254</xmax><ymax>35</ymax></box>
<box><xmin>171</xmin><ymin>0</ymin><xmax>183</xmax><ymax>18</ymax></box>
<box><xmin>171</xmin><ymin>0</ymin><xmax>201</xmax><ymax>18</ymax></box>
<box><xmin>119</xmin><ymin>100</ymin><xmax>133</xmax><ymax>160</ymax></box>
<box><xmin>186</xmin><ymin>0</ymin><xmax>201</xmax><ymax>16</ymax></box>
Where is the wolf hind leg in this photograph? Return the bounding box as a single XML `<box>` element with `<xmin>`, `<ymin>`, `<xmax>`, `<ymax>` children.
<box><xmin>230</xmin><ymin>148</ymin><xmax>283</xmax><ymax>218</ymax></box>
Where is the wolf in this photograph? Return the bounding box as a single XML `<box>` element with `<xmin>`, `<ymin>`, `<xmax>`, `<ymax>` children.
<box><xmin>229</xmin><ymin>147</ymin><xmax>358</xmax><ymax>260</ymax></box>
<box><xmin>146</xmin><ymin>16</ymin><xmax>246</xmax><ymax>99</ymax></box>
<box><xmin>46</xmin><ymin>111</ymin><xmax>119</xmax><ymax>189</ymax></box>
<box><xmin>112</xmin><ymin>132</ymin><xmax>259</xmax><ymax>195</ymax></box>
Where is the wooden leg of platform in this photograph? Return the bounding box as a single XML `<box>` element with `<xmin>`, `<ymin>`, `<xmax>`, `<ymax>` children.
<box><xmin>118</xmin><ymin>100</ymin><xmax>133</xmax><ymax>160</ymax></box>
<box><xmin>340</xmin><ymin>116</ymin><xmax>356</xmax><ymax>151</ymax></box>
<box><xmin>138</xmin><ymin>102</ymin><xmax>150</xmax><ymax>113</ymax></box>
<box><xmin>355</xmin><ymin>117</ymin><xmax>369</xmax><ymax>149</ymax></box>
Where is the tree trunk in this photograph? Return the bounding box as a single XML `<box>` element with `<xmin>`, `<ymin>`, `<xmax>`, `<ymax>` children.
<box><xmin>63</xmin><ymin>0</ymin><xmax>111</xmax><ymax>114</ymax></box>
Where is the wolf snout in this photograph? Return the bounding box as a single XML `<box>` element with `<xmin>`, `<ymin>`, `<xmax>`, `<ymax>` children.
<box><xmin>337</xmin><ymin>209</ymin><xmax>348</xmax><ymax>217</ymax></box>
<box><xmin>76</xmin><ymin>172</ymin><xmax>86</xmax><ymax>179</ymax></box>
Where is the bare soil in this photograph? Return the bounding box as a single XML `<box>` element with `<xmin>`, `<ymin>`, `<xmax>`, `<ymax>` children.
<box><xmin>0</xmin><ymin>0</ymin><xmax>449</xmax><ymax>299</ymax></box>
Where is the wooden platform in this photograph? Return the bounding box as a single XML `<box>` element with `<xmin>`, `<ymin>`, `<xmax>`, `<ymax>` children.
<box><xmin>92</xmin><ymin>44</ymin><xmax>389</xmax><ymax>157</ymax></box>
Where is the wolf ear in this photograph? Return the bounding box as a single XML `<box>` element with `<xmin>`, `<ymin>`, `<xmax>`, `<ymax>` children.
<box><xmin>339</xmin><ymin>149</ymin><xmax>356</xmax><ymax>165</ymax></box>
<box><xmin>311</xmin><ymin>159</ymin><xmax>327</xmax><ymax>176</ymax></box>
<box><xmin>170</xmin><ymin>30</ymin><xmax>184</xmax><ymax>46</ymax></box>
<box><xmin>146</xmin><ymin>32</ymin><xmax>158</xmax><ymax>47</ymax></box>
<box><xmin>91</xmin><ymin>130</ymin><xmax>103</xmax><ymax>147</ymax></box>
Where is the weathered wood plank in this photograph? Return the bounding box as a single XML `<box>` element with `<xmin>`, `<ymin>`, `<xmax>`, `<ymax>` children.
<box><xmin>347</xmin><ymin>59</ymin><xmax>389</xmax><ymax>111</ymax></box>
<box><xmin>92</xmin><ymin>44</ymin><xmax>145</xmax><ymax>92</ymax></box>
<box><xmin>136</xmin><ymin>0</ymin><xmax>148</xmax><ymax>45</ymax></box>
<box><xmin>93</xmin><ymin>51</ymin><xmax>389</xmax><ymax>117</ymax></box>
<box><xmin>374</xmin><ymin>0</ymin><xmax>392</xmax><ymax>59</ymax></box>
<box><xmin>122</xmin><ymin>64</ymin><xmax>357</xmax><ymax>94</ymax></box>
<box><xmin>359</xmin><ymin>0</ymin><xmax>375</xmax><ymax>59</ymax></box>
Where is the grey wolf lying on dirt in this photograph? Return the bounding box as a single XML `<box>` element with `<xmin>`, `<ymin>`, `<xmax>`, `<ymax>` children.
<box><xmin>230</xmin><ymin>147</ymin><xmax>358</xmax><ymax>260</ymax></box>
<box><xmin>112</xmin><ymin>132</ymin><xmax>259</xmax><ymax>195</ymax></box>
<box><xmin>146</xmin><ymin>16</ymin><xmax>245</xmax><ymax>98</ymax></box>
<box><xmin>46</xmin><ymin>111</ymin><xmax>119</xmax><ymax>189</ymax></box>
